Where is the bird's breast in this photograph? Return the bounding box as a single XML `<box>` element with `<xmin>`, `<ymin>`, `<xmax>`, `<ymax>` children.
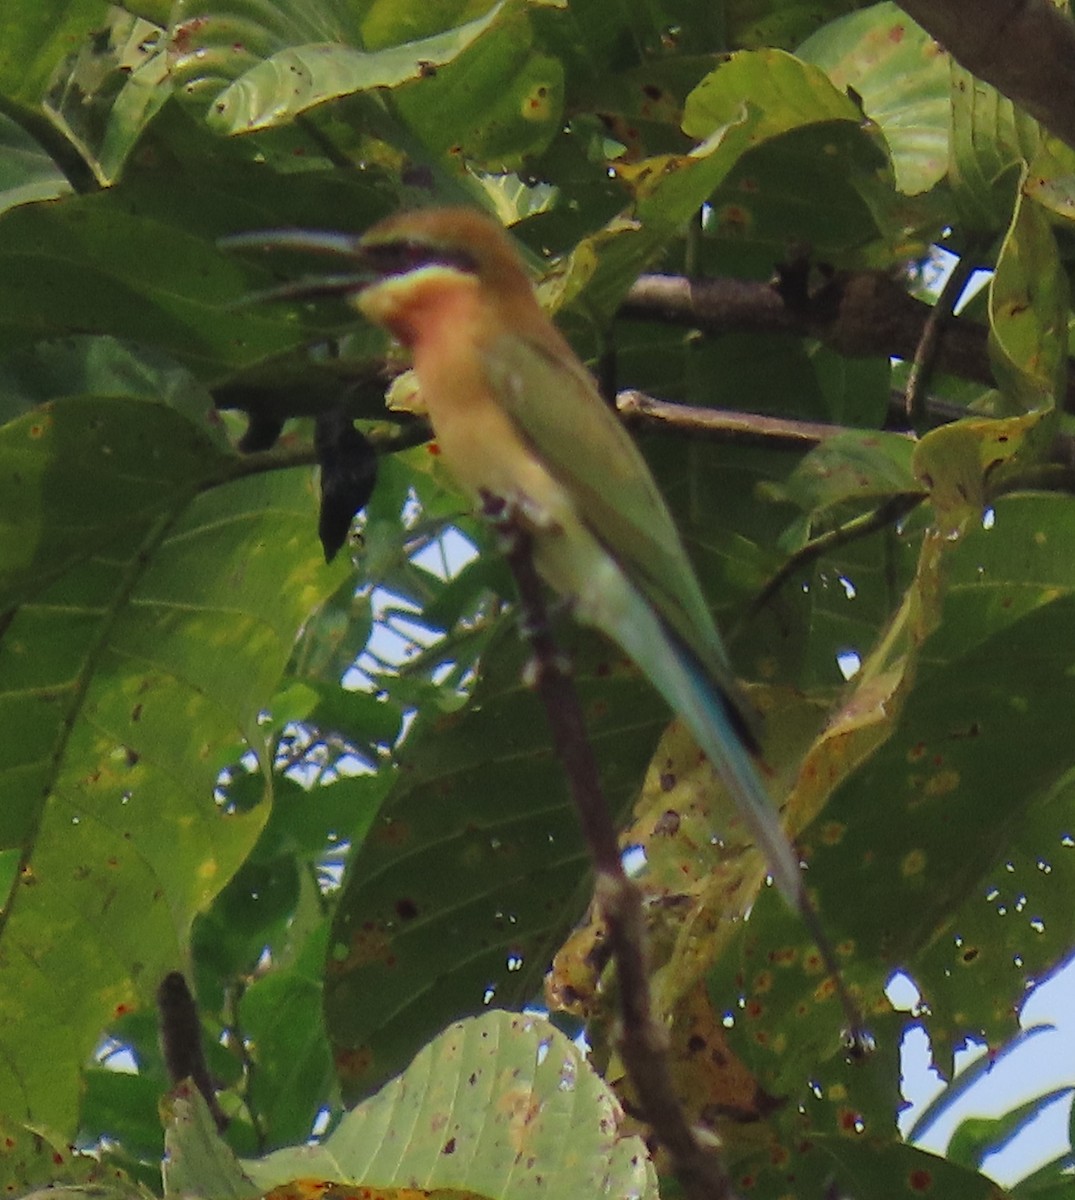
<box><xmin>364</xmin><ymin>275</ymin><xmax>585</xmax><ymax>584</ymax></box>
<box><xmin>418</xmin><ymin>345</ymin><xmax>570</xmax><ymax>526</ymax></box>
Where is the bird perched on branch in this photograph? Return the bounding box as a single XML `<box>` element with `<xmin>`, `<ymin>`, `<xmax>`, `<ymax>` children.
<box><xmin>225</xmin><ymin>207</ymin><xmax>858</xmax><ymax>1031</ymax></box>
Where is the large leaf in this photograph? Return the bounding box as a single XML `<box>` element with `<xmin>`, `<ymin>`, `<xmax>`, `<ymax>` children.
<box><xmin>0</xmin><ymin>111</ymin><xmax>71</xmax><ymax>216</ymax></box>
<box><xmin>242</xmin><ymin>1011</ymin><xmax>658</xmax><ymax>1200</ymax></box>
<box><xmin>948</xmin><ymin>61</ymin><xmax>1042</xmax><ymax>235</ymax></box>
<box><xmin>0</xmin><ymin>388</ymin><xmax>347</xmax><ymax>1133</ymax></box>
<box><xmin>390</xmin><ymin>6</ymin><xmax>563</xmax><ymax>171</ymax></box>
<box><xmin>0</xmin><ymin>103</ymin><xmax>392</xmax><ymax>379</ymax></box>
<box><xmin>561</xmin><ymin>46</ymin><xmax>892</xmax><ymax>321</ymax></box>
<box><xmin>805</xmin><ymin>495</ymin><xmax>1075</xmax><ymax>1061</ymax></box>
<box><xmin>0</xmin><ymin>0</ymin><xmax>110</xmax><ymax>103</ymax></box>
<box><xmin>799</xmin><ymin>2</ymin><xmax>950</xmax><ymax>196</ymax></box>
<box><xmin>324</xmin><ymin>628</ymin><xmax>668</xmax><ymax>1101</ymax></box>
<box><xmin>987</xmin><ymin>189</ymin><xmax>1069</xmax><ymax>413</ymax></box>
<box><xmin>702</xmin><ymin>493</ymin><xmax>1075</xmax><ymax>1133</ymax></box>
<box><xmin>725</xmin><ymin>0</ymin><xmax>862</xmax><ymax>49</ymax></box>
<box><xmin>734</xmin><ymin>1125</ymin><xmax>1009</xmax><ymax>1199</ymax></box>
<box><xmin>238</xmin><ymin>923</ymin><xmax>338</xmax><ymax>1149</ymax></box>
<box><xmin>209</xmin><ymin>4</ymin><xmax>507</xmax><ymax>136</ymax></box>
<box><xmin>681</xmin><ymin>46</ymin><xmax>866</xmax><ymax>141</ymax></box>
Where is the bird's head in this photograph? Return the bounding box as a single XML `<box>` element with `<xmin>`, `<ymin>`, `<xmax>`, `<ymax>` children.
<box><xmin>353</xmin><ymin>208</ymin><xmax>536</xmax><ymax>343</ymax></box>
<box><xmin>221</xmin><ymin>207</ymin><xmax>535</xmax><ymax>343</ymax></box>
<box><xmin>359</xmin><ymin>207</ymin><xmax>529</xmax><ymax>289</ymax></box>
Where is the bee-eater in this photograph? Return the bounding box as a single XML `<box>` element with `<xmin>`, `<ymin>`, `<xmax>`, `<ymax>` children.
<box><xmin>227</xmin><ymin>208</ymin><xmax>853</xmax><ymax>1022</ymax></box>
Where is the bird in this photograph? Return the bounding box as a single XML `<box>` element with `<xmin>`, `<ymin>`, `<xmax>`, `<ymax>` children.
<box><xmin>225</xmin><ymin>207</ymin><xmax>859</xmax><ymax>1034</ymax></box>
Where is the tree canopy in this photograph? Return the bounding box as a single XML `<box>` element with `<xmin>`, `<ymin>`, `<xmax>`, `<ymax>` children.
<box><xmin>1</xmin><ymin>1</ymin><xmax>1074</xmax><ymax>1198</ymax></box>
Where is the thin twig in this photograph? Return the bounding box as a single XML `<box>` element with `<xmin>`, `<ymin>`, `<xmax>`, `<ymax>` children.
<box><xmin>618</xmin><ymin>388</ymin><xmax>983</xmax><ymax>449</ymax></box>
<box><xmin>616</xmin><ymin>390</ymin><xmax>848</xmax><ymax>448</ymax></box>
<box><xmin>224</xmin><ymin>980</ymin><xmax>267</xmax><ymax>1154</ymax></box>
<box><xmin>743</xmin><ymin>493</ymin><xmax>927</xmax><ymax>625</ymax></box>
<box><xmin>903</xmin><ymin>251</ymin><xmax>982</xmax><ymax>431</ymax></box>
<box><xmin>483</xmin><ymin>492</ymin><xmax>740</xmax><ymax>1200</ymax></box>
<box><xmin>620</xmin><ymin>387</ymin><xmax>1075</xmax><ymax>473</ymax></box>
<box><xmin>220</xmin><ymin>379</ymin><xmax>1075</xmax><ymax>477</ymax></box>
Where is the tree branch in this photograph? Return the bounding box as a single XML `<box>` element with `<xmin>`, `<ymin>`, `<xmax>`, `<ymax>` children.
<box><xmin>222</xmin><ymin>259</ymin><xmax>1070</xmax><ymax>448</ymax></box>
<box><xmin>483</xmin><ymin>492</ymin><xmax>740</xmax><ymax>1200</ymax></box>
<box><xmin>618</xmin><ymin>387</ymin><xmax>1075</xmax><ymax>475</ymax></box>
<box><xmin>903</xmin><ymin>250</ymin><xmax>982</xmax><ymax>431</ymax></box>
<box><xmin>622</xmin><ymin>270</ymin><xmax>1009</xmax><ymax>397</ymax></box>
<box><xmin>743</xmin><ymin>493</ymin><xmax>927</xmax><ymax>624</ymax></box>
<box><xmin>616</xmin><ymin>390</ymin><xmax>849</xmax><ymax>448</ymax></box>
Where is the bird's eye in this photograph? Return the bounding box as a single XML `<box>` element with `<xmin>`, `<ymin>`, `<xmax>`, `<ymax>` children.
<box><xmin>398</xmin><ymin>241</ymin><xmax>434</xmax><ymax>270</ymax></box>
<box><xmin>364</xmin><ymin>240</ymin><xmax>477</xmax><ymax>278</ymax></box>
<box><xmin>362</xmin><ymin>242</ymin><xmax>418</xmax><ymax>276</ymax></box>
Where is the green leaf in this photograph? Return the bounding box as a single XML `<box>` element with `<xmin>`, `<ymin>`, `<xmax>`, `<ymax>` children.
<box><xmin>682</xmin><ymin>47</ymin><xmax>864</xmax><ymax>142</ymax></box>
<box><xmin>243</xmin><ymin>1010</ymin><xmax>658</xmax><ymax>1200</ymax></box>
<box><xmin>0</xmin><ymin>0</ymin><xmax>110</xmax><ymax>103</ymax></box>
<box><xmin>947</xmin><ymin>1088</ymin><xmax>1073</xmax><ymax>1172</ymax></box>
<box><xmin>911</xmin><ymin>773</ymin><xmax>1075</xmax><ymax>1075</ymax></box>
<box><xmin>0</xmin><ymin>393</ymin><xmax>348</xmax><ymax>1133</ymax></box>
<box><xmin>239</xmin><ymin>927</ymin><xmax>337</xmax><ymax>1149</ymax></box>
<box><xmin>81</xmin><ymin>1069</ymin><xmax>169</xmax><ymax>1164</ymax></box>
<box><xmin>209</xmin><ymin>4</ymin><xmax>506</xmax><ymax>136</ymax></box>
<box><xmin>912</xmin><ymin>410</ymin><xmax>1052</xmax><ymax>535</ymax></box>
<box><xmin>700</xmin><ymin>119</ymin><xmax>895</xmax><ymax>271</ymax></box>
<box><xmin>734</xmin><ymin>1125</ymin><xmax>1010</xmax><ymax>1199</ymax></box>
<box><xmin>778</xmin><ymin>429</ymin><xmax>920</xmax><ymax>526</ymax></box>
<box><xmin>0</xmin><ymin>336</ymin><xmax>221</xmax><ymax>426</ymax></box>
<box><xmin>147</xmin><ymin>0</ymin><xmax>356</xmax><ymax>118</ymax></box>
<box><xmin>726</xmin><ymin>0</ymin><xmax>862</xmax><ymax>50</ymax></box>
<box><xmin>0</xmin><ymin>105</ymin><xmax>393</xmax><ymax>379</ymax></box>
<box><xmin>1024</xmin><ymin>135</ymin><xmax>1075</xmax><ymax>222</ymax></box>
<box><xmin>0</xmin><ymin>111</ymin><xmax>72</xmax><ymax>216</ymax></box>
<box><xmin>799</xmin><ymin>2</ymin><xmax>950</xmax><ymax>195</ymax></box>
<box><xmin>565</xmin><ymin>47</ymin><xmax>892</xmax><ymax>318</ymax></box>
<box><xmin>949</xmin><ymin>62</ymin><xmax>1041</xmax><ymax>235</ymax></box>
<box><xmin>0</xmin><ymin>1115</ymin><xmax>133</xmax><ymax>1196</ymax></box>
<box><xmin>163</xmin><ymin>1084</ymin><xmax>259</xmax><ymax>1200</ymax></box>
<box><xmin>391</xmin><ymin>8</ymin><xmax>564</xmax><ymax>170</ymax></box>
<box><xmin>40</xmin><ymin>7</ymin><xmax>171</xmax><ymax>185</ymax></box>
<box><xmin>0</xmin><ymin>194</ymin><xmax>297</xmax><ymax>376</ymax></box>
<box><xmin>324</xmin><ymin>628</ymin><xmax>668</xmax><ymax>1102</ymax></box>
<box><xmin>804</xmin><ymin>495</ymin><xmax>1075</xmax><ymax>1062</ymax></box>
<box><xmin>988</xmin><ymin>190</ymin><xmax>1069</xmax><ymax>412</ymax></box>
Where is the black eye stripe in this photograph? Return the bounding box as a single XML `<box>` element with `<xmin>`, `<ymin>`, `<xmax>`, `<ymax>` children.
<box><xmin>363</xmin><ymin>240</ymin><xmax>478</xmax><ymax>278</ymax></box>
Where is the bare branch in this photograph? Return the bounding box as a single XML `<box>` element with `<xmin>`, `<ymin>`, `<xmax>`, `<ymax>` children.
<box><xmin>903</xmin><ymin>251</ymin><xmax>983</xmax><ymax>430</ymax></box>
<box><xmin>617</xmin><ymin>390</ymin><xmax>848</xmax><ymax>448</ymax></box>
<box><xmin>622</xmin><ymin>271</ymin><xmax>1001</xmax><ymax>394</ymax></box>
<box><xmin>483</xmin><ymin>492</ymin><xmax>741</xmax><ymax>1200</ymax></box>
<box><xmin>744</xmin><ymin>493</ymin><xmax>927</xmax><ymax>623</ymax></box>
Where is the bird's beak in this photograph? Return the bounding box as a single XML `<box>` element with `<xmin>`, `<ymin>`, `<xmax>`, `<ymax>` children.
<box><xmin>219</xmin><ymin>229</ymin><xmax>374</xmax><ymax>303</ymax></box>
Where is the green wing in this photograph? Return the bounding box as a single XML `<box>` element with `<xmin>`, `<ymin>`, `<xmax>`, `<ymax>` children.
<box><xmin>486</xmin><ymin>336</ymin><xmax>847</xmax><ymax>983</ymax></box>
<box><xmin>485</xmin><ymin>330</ymin><xmax>735</xmax><ymax>684</ymax></box>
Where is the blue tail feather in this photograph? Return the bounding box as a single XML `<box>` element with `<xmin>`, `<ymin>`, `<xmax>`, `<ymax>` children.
<box><xmin>657</xmin><ymin>634</ymin><xmax>807</xmax><ymax>910</ymax></box>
